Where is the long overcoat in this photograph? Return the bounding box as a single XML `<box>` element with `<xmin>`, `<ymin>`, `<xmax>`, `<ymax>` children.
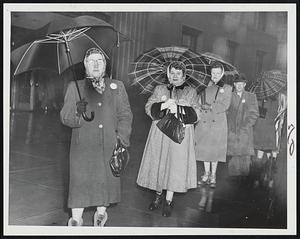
<box><xmin>194</xmin><ymin>82</ymin><xmax>232</xmax><ymax>162</ymax></box>
<box><xmin>60</xmin><ymin>78</ymin><xmax>133</xmax><ymax>208</ymax></box>
<box><xmin>253</xmin><ymin>98</ymin><xmax>278</xmax><ymax>151</ymax></box>
<box><xmin>136</xmin><ymin>85</ymin><xmax>200</xmax><ymax>193</ymax></box>
<box><xmin>227</xmin><ymin>91</ymin><xmax>259</xmax><ymax>156</ymax></box>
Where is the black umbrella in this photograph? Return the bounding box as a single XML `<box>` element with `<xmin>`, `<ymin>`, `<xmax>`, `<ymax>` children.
<box><xmin>11</xmin><ymin>15</ymin><xmax>128</xmax><ymax>121</ymax></box>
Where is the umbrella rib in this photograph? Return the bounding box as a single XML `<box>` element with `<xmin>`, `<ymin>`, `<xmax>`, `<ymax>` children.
<box><xmin>81</xmin><ymin>32</ymin><xmax>109</xmax><ymax>59</ymax></box>
<box><xmin>129</xmin><ymin>67</ymin><xmax>163</xmax><ymax>75</ymax></box>
<box><xmin>57</xmin><ymin>41</ymin><xmax>61</xmax><ymax>74</ymax></box>
<box><xmin>67</xmin><ymin>27</ymin><xmax>91</xmax><ymax>41</ymax></box>
<box><xmin>14</xmin><ymin>41</ymin><xmax>37</xmax><ymax>75</ymax></box>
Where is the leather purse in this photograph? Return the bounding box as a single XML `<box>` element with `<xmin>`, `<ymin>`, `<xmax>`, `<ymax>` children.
<box><xmin>109</xmin><ymin>138</ymin><xmax>130</xmax><ymax>177</ymax></box>
<box><xmin>259</xmin><ymin>106</ymin><xmax>267</xmax><ymax>119</ymax></box>
<box><xmin>156</xmin><ymin>106</ymin><xmax>185</xmax><ymax>144</ymax></box>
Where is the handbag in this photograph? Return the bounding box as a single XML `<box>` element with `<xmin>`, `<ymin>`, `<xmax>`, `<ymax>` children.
<box><xmin>259</xmin><ymin>106</ymin><xmax>267</xmax><ymax>119</ymax></box>
<box><xmin>109</xmin><ymin>138</ymin><xmax>130</xmax><ymax>177</ymax></box>
<box><xmin>156</xmin><ymin>106</ymin><xmax>185</xmax><ymax>144</ymax></box>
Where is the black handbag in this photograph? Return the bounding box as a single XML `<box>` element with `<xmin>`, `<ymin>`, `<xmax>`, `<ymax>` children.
<box><xmin>109</xmin><ymin>138</ymin><xmax>130</xmax><ymax>177</ymax></box>
<box><xmin>259</xmin><ymin>106</ymin><xmax>267</xmax><ymax>118</ymax></box>
<box><xmin>156</xmin><ymin>106</ymin><xmax>185</xmax><ymax>144</ymax></box>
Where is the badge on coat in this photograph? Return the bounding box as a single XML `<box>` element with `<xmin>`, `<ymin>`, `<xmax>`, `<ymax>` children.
<box><xmin>219</xmin><ymin>88</ymin><xmax>225</xmax><ymax>93</ymax></box>
<box><xmin>110</xmin><ymin>83</ymin><xmax>118</xmax><ymax>89</ymax></box>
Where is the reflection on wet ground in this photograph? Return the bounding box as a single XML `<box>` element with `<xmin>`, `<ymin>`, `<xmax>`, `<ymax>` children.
<box><xmin>8</xmin><ymin>110</ymin><xmax>286</xmax><ymax>228</ymax></box>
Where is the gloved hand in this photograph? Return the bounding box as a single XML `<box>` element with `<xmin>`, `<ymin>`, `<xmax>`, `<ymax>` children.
<box><xmin>76</xmin><ymin>99</ymin><xmax>88</xmax><ymax>115</ymax></box>
<box><xmin>201</xmin><ymin>103</ymin><xmax>212</xmax><ymax>110</ymax></box>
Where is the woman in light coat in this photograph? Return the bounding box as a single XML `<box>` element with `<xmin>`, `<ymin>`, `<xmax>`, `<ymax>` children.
<box><xmin>137</xmin><ymin>61</ymin><xmax>200</xmax><ymax>217</ymax></box>
<box><xmin>194</xmin><ymin>62</ymin><xmax>232</xmax><ymax>188</ymax></box>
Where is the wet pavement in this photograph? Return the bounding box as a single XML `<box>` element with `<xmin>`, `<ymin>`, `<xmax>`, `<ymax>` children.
<box><xmin>8</xmin><ymin>96</ymin><xmax>287</xmax><ymax>228</ymax></box>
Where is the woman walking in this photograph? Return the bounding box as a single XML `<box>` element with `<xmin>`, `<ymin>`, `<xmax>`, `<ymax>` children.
<box><xmin>194</xmin><ymin>62</ymin><xmax>232</xmax><ymax>188</ymax></box>
<box><xmin>136</xmin><ymin>61</ymin><xmax>200</xmax><ymax>217</ymax></box>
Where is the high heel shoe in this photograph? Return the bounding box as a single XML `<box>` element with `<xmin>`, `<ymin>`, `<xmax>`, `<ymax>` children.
<box><xmin>162</xmin><ymin>200</ymin><xmax>173</xmax><ymax>217</ymax></box>
<box><xmin>93</xmin><ymin>211</ymin><xmax>108</xmax><ymax>227</ymax></box>
<box><xmin>149</xmin><ymin>193</ymin><xmax>163</xmax><ymax>211</ymax></box>
<box><xmin>209</xmin><ymin>174</ymin><xmax>216</xmax><ymax>188</ymax></box>
<box><xmin>197</xmin><ymin>172</ymin><xmax>210</xmax><ymax>186</ymax></box>
<box><xmin>67</xmin><ymin>217</ymin><xmax>83</xmax><ymax>226</ymax></box>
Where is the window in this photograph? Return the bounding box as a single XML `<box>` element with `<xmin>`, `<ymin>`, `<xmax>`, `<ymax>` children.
<box><xmin>256</xmin><ymin>12</ymin><xmax>267</xmax><ymax>32</ymax></box>
<box><xmin>226</xmin><ymin>40</ymin><xmax>238</xmax><ymax>65</ymax></box>
<box><xmin>255</xmin><ymin>50</ymin><xmax>266</xmax><ymax>74</ymax></box>
<box><xmin>181</xmin><ymin>25</ymin><xmax>201</xmax><ymax>51</ymax></box>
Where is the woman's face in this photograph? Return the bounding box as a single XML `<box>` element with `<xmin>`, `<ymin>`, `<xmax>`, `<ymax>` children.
<box><xmin>168</xmin><ymin>67</ymin><xmax>185</xmax><ymax>86</ymax></box>
<box><xmin>211</xmin><ymin>67</ymin><xmax>223</xmax><ymax>84</ymax></box>
<box><xmin>84</xmin><ymin>53</ymin><xmax>106</xmax><ymax>78</ymax></box>
<box><xmin>234</xmin><ymin>82</ymin><xmax>246</xmax><ymax>93</ymax></box>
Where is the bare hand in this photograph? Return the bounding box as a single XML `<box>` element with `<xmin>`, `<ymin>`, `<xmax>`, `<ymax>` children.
<box><xmin>161</xmin><ymin>98</ymin><xmax>176</xmax><ymax>109</ymax></box>
<box><xmin>168</xmin><ymin>102</ymin><xmax>177</xmax><ymax>114</ymax></box>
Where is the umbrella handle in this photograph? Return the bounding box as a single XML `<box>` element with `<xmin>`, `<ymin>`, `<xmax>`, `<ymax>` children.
<box><xmin>82</xmin><ymin>111</ymin><xmax>95</xmax><ymax>122</ymax></box>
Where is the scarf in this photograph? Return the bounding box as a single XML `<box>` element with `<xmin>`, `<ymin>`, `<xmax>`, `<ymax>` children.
<box><xmin>87</xmin><ymin>77</ymin><xmax>106</xmax><ymax>94</ymax></box>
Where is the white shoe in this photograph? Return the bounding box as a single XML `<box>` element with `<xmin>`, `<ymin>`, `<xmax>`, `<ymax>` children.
<box><xmin>67</xmin><ymin>217</ymin><xmax>83</xmax><ymax>226</ymax></box>
<box><xmin>93</xmin><ymin>211</ymin><xmax>108</xmax><ymax>227</ymax></box>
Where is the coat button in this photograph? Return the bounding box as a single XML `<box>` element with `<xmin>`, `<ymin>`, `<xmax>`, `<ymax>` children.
<box><xmin>98</xmin><ymin>102</ymin><xmax>102</xmax><ymax>106</ymax></box>
<box><xmin>99</xmin><ymin>124</ymin><xmax>103</xmax><ymax>128</ymax></box>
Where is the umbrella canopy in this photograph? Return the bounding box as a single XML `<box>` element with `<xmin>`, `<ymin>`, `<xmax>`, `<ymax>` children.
<box><xmin>249</xmin><ymin>70</ymin><xmax>287</xmax><ymax>100</ymax></box>
<box><xmin>11</xmin><ymin>15</ymin><xmax>128</xmax><ymax>122</ymax></box>
<box><xmin>11</xmin><ymin>15</ymin><xmax>128</xmax><ymax>76</ymax></box>
<box><xmin>129</xmin><ymin>46</ymin><xmax>211</xmax><ymax>94</ymax></box>
<box><xmin>201</xmin><ymin>52</ymin><xmax>239</xmax><ymax>84</ymax></box>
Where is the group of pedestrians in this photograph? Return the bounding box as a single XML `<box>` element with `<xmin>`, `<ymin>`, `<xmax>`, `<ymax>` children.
<box><xmin>60</xmin><ymin>47</ymin><xmax>286</xmax><ymax>226</ymax></box>
<box><xmin>136</xmin><ymin>60</ymin><xmax>286</xmax><ymax>217</ymax></box>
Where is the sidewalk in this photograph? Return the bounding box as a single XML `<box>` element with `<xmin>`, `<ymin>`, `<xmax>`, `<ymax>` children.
<box><xmin>8</xmin><ymin>110</ymin><xmax>284</xmax><ymax>228</ymax></box>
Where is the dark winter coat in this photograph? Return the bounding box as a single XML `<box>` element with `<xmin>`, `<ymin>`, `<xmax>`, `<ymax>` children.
<box><xmin>227</xmin><ymin>90</ymin><xmax>259</xmax><ymax>156</ymax></box>
<box><xmin>60</xmin><ymin>77</ymin><xmax>133</xmax><ymax>208</ymax></box>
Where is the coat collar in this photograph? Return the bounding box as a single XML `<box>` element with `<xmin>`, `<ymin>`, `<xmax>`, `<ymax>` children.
<box><xmin>209</xmin><ymin>79</ymin><xmax>225</xmax><ymax>88</ymax></box>
<box><xmin>167</xmin><ymin>82</ymin><xmax>189</xmax><ymax>90</ymax></box>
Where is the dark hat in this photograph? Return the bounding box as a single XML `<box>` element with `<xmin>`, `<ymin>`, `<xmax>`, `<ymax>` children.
<box><xmin>234</xmin><ymin>74</ymin><xmax>247</xmax><ymax>83</ymax></box>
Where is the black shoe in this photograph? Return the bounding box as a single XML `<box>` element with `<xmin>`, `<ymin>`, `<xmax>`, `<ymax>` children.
<box><xmin>149</xmin><ymin>193</ymin><xmax>163</xmax><ymax>211</ymax></box>
<box><xmin>162</xmin><ymin>200</ymin><xmax>173</xmax><ymax>217</ymax></box>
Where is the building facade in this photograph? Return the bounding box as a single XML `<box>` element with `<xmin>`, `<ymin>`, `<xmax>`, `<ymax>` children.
<box><xmin>10</xmin><ymin>11</ymin><xmax>287</xmax><ymax>111</ymax></box>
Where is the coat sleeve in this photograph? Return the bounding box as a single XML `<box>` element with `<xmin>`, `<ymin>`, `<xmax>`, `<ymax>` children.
<box><xmin>116</xmin><ymin>81</ymin><xmax>133</xmax><ymax>147</ymax></box>
<box><xmin>151</xmin><ymin>102</ymin><xmax>168</xmax><ymax>120</ymax></box>
<box><xmin>211</xmin><ymin>85</ymin><xmax>232</xmax><ymax>114</ymax></box>
<box><xmin>181</xmin><ymin>87</ymin><xmax>200</xmax><ymax>123</ymax></box>
<box><xmin>243</xmin><ymin>93</ymin><xmax>259</xmax><ymax>128</ymax></box>
<box><xmin>145</xmin><ymin>85</ymin><xmax>167</xmax><ymax>120</ymax></box>
<box><xmin>60</xmin><ymin>82</ymin><xmax>83</xmax><ymax>128</ymax></box>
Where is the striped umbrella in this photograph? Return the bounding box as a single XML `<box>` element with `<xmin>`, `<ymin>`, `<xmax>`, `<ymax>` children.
<box><xmin>129</xmin><ymin>46</ymin><xmax>211</xmax><ymax>94</ymax></box>
<box><xmin>249</xmin><ymin>70</ymin><xmax>287</xmax><ymax>100</ymax></box>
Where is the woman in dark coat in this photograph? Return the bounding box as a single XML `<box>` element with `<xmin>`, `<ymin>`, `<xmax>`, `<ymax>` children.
<box><xmin>252</xmin><ymin>94</ymin><xmax>280</xmax><ymax>187</ymax></box>
<box><xmin>227</xmin><ymin>74</ymin><xmax>259</xmax><ymax>178</ymax></box>
<box><xmin>60</xmin><ymin>48</ymin><xmax>133</xmax><ymax>226</ymax></box>
<box><xmin>195</xmin><ymin>62</ymin><xmax>232</xmax><ymax>188</ymax></box>
<box><xmin>252</xmin><ymin>91</ymin><xmax>287</xmax><ymax>187</ymax></box>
